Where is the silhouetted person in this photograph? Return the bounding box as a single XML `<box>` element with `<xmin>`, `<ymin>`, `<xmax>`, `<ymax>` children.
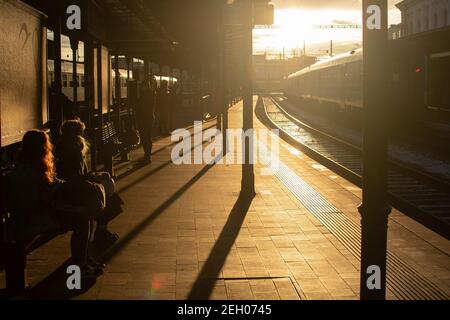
<box><xmin>55</xmin><ymin>119</ymin><xmax>89</xmax><ymax>180</ymax></box>
<box><xmin>136</xmin><ymin>79</ymin><xmax>156</xmax><ymax>163</ymax></box>
<box><xmin>169</xmin><ymin>82</ymin><xmax>180</xmax><ymax>131</ymax></box>
<box><xmin>7</xmin><ymin>130</ymin><xmax>99</xmax><ymax>276</ymax></box>
<box><xmin>120</xmin><ymin>114</ymin><xmax>140</xmax><ymax>149</ymax></box>
<box><xmin>55</xmin><ymin>119</ymin><xmax>120</xmax><ymax>252</ymax></box>
<box><xmin>157</xmin><ymin>80</ymin><xmax>170</xmax><ymax>135</ymax></box>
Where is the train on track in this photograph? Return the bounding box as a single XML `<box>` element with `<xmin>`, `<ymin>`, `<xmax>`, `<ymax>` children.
<box><xmin>48</xmin><ymin>69</ymin><xmax>129</xmax><ymax>103</ymax></box>
<box><xmin>284</xmin><ymin>49</ymin><xmax>363</xmax><ymax>113</ymax></box>
<box><xmin>283</xmin><ymin>47</ymin><xmax>450</xmax><ymax>124</ymax></box>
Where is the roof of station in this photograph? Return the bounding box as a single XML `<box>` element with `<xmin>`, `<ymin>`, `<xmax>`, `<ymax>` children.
<box><xmin>23</xmin><ymin>0</ymin><xmax>271</xmax><ymax>76</ymax></box>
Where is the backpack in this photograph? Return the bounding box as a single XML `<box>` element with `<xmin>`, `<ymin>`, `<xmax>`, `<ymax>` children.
<box><xmin>52</xmin><ymin>177</ymin><xmax>106</xmax><ymax>217</ymax></box>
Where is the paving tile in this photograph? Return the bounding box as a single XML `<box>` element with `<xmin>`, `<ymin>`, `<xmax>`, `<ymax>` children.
<box><xmin>2</xmin><ymin>101</ymin><xmax>448</xmax><ymax>301</ymax></box>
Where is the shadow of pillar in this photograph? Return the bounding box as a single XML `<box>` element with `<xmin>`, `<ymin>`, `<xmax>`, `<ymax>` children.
<box><xmin>188</xmin><ymin>192</ymin><xmax>254</xmax><ymax>299</ymax></box>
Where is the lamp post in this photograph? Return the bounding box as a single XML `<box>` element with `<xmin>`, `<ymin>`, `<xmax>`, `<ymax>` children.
<box><xmin>359</xmin><ymin>0</ymin><xmax>391</xmax><ymax>300</ymax></box>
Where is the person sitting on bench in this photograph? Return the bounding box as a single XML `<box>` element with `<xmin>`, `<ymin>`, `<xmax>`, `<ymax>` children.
<box><xmin>55</xmin><ymin>119</ymin><xmax>122</xmax><ymax>251</ymax></box>
<box><xmin>7</xmin><ymin>130</ymin><xmax>101</xmax><ymax>276</ymax></box>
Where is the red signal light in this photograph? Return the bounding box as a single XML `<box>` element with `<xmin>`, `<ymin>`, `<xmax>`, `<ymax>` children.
<box><xmin>415</xmin><ymin>67</ymin><xmax>422</xmax><ymax>73</ymax></box>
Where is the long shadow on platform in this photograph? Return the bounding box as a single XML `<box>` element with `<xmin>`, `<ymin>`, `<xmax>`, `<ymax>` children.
<box><xmin>16</xmin><ymin>154</ymin><xmax>220</xmax><ymax>299</ymax></box>
<box><xmin>188</xmin><ymin>192</ymin><xmax>254</xmax><ymax>299</ymax></box>
<box><xmin>12</xmin><ymin>259</ymin><xmax>97</xmax><ymax>300</ymax></box>
<box><xmin>115</xmin><ymin>122</ymin><xmax>217</xmax><ymax>182</ymax></box>
<box><xmin>5</xmin><ymin>125</ymin><xmax>219</xmax><ymax>299</ymax></box>
<box><xmin>116</xmin><ymin>136</ymin><xmax>214</xmax><ymax>194</ymax></box>
<box><xmin>101</xmin><ymin>153</ymin><xmax>223</xmax><ymax>264</ymax></box>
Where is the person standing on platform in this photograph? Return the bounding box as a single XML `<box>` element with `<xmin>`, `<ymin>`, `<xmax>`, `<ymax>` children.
<box><xmin>136</xmin><ymin>79</ymin><xmax>156</xmax><ymax>163</ymax></box>
<box><xmin>169</xmin><ymin>82</ymin><xmax>180</xmax><ymax>132</ymax></box>
<box><xmin>157</xmin><ymin>80</ymin><xmax>170</xmax><ymax>135</ymax></box>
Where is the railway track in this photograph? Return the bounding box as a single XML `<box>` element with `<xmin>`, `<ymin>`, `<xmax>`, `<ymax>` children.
<box><xmin>259</xmin><ymin>96</ymin><xmax>450</xmax><ymax>240</ymax></box>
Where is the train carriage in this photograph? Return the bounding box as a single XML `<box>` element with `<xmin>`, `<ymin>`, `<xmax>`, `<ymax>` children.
<box><xmin>284</xmin><ymin>49</ymin><xmax>363</xmax><ymax>114</ymax></box>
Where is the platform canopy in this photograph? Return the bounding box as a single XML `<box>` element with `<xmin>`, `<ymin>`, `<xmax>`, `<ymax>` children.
<box><xmin>23</xmin><ymin>0</ymin><xmax>272</xmax><ymax>75</ymax></box>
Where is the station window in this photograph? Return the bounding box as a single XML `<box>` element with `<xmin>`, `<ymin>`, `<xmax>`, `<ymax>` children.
<box><xmin>47</xmin><ymin>29</ymin><xmax>54</xmax><ymax>41</ymax></box>
<box><xmin>81</xmin><ymin>75</ymin><xmax>85</xmax><ymax>87</ymax></box>
<box><xmin>62</xmin><ymin>74</ymin><xmax>67</xmax><ymax>87</ymax></box>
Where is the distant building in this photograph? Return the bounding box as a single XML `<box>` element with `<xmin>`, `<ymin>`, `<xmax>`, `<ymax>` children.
<box><xmin>389</xmin><ymin>23</ymin><xmax>402</xmax><ymax>40</ymax></box>
<box><xmin>392</xmin><ymin>1</ymin><xmax>450</xmax><ymax>112</ymax></box>
<box><xmin>396</xmin><ymin>0</ymin><xmax>450</xmax><ymax>36</ymax></box>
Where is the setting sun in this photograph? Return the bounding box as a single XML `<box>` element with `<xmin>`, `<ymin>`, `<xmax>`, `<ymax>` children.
<box><xmin>253</xmin><ymin>8</ymin><xmax>401</xmax><ymax>57</ymax></box>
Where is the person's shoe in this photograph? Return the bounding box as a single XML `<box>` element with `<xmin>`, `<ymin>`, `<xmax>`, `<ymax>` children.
<box><xmin>142</xmin><ymin>155</ymin><xmax>151</xmax><ymax>164</ymax></box>
<box><xmin>88</xmin><ymin>256</ymin><xmax>106</xmax><ymax>270</ymax></box>
<box><xmin>81</xmin><ymin>263</ymin><xmax>103</xmax><ymax>278</ymax></box>
<box><xmin>93</xmin><ymin>227</ymin><xmax>119</xmax><ymax>252</ymax></box>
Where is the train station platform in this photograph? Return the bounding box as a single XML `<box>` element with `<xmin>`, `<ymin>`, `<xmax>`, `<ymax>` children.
<box><xmin>1</xmin><ymin>98</ymin><xmax>449</xmax><ymax>300</ymax></box>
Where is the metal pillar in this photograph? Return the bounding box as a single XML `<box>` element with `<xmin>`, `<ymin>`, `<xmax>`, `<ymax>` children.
<box><xmin>114</xmin><ymin>55</ymin><xmax>121</xmax><ymax>127</ymax></box>
<box><xmin>126</xmin><ymin>55</ymin><xmax>132</xmax><ymax>118</ymax></box>
<box><xmin>97</xmin><ymin>43</ymin><xmax>104</xmax><ymax>122</ymax></box>
<box><xmin>84</xmin><ymin>38</ymin><xmax>97</xmax><ymax>171</ymax></box>
<box><xmin>70</xmin><ymin>36</ymin><xmax>79</xmax><ymax>108</ymax></box>
<box><xmin>53</xmin><ymin>16</ymin><xmax>63</xmax><ymax>124</ymax></box>
<box><xmin>218</xmin><ymin>3</ymin><xmax>228</xmax><ymax>154</ymax></box>
<box><xmin>241</xmin><ymin>0</ymin><xmax>255</xmax><ymax>197</ymax></box>
<box><xmin>84</xmin><ymin>39</ymin><xmax>94</xmax><ymax>127</ymax></box>
<box><xmin>358</xmin><ymin>0</ymin><xmax>391</xmax><ymax>300</ymax></box>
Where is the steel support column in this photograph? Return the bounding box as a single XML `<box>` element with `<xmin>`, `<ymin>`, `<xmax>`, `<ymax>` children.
<box><xmin>217</xmin><ymin>2</ymin><xmax>228</xmax><ymax>154</ymax></box>
<box><xmin>70</xmin><ymin>36</ymin><xmax>79</xmax><ymax>109</ymax></box>
<box><xmin>97</xmin><ymin>42</ymin><xmax>104</xmax><ymax>122</ymax></box>
<box><xmin>114</xmin><ymin>54</ymin><xmax>122</xmax><ymax>130</ymax></box>
<box><xmin>241</xmin><ymin>0</ymin><xmax>255</xmax><ymax>197</ymax></box>
<box><xmin>84</xmin><ymin>38</ymin><xmax>97</xmax><ymax>171</ymax></box>
<box><xmin>84</xmin><ymin>38</ymin><xmax>94</xmax><ymax>127</ymax></box>
<box><xmin>359</xmin><ymin>0</ymin><xmax>391</xmax><ymax>300</ymax></box>
<box><xmin>53</xmin><ymin>16</ymin><xmax>63</xmax><ymax>125</ymax></box>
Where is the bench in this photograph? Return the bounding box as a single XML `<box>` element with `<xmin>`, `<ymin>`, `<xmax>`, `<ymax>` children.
<box><xmin>98</xmin><ymin>121</ymin><xmax>134</xmax><ymax>177</ymax></box>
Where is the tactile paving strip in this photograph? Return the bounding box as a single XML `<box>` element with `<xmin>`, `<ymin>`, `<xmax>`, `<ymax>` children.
<box><xmin>257</xmin><ymin>141</ymin><xmax>448</xmax><ymax>300</ymax></box>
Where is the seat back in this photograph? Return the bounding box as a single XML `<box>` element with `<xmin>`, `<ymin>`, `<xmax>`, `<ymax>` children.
<box><xmin>101</xmin><ymin>122</ymin><xmax>118</xmax><ymax>144</ymax></box>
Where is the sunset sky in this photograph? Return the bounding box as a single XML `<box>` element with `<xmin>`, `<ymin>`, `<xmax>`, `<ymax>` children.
<box><xmin>254</xmin><ymin>0</ymin><xmax>403</xmax><ymax>57</ymax></box>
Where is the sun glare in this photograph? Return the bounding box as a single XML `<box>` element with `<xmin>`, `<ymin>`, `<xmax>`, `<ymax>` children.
<box><xmin>253</xmin><ymin>7</ymin><xmax>401</xmax><ymax>57</ymax></box>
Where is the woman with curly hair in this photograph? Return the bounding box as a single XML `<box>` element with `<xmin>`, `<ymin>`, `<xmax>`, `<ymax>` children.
<box><xmin>8</xmin><ymin>130</ymin><xmax>97</xmax><ymax>274</ymax></box>
<box><xmin>55</xmin><ymin>119</ymin><xmax>89</xmax><ymax>180</ymax></box>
